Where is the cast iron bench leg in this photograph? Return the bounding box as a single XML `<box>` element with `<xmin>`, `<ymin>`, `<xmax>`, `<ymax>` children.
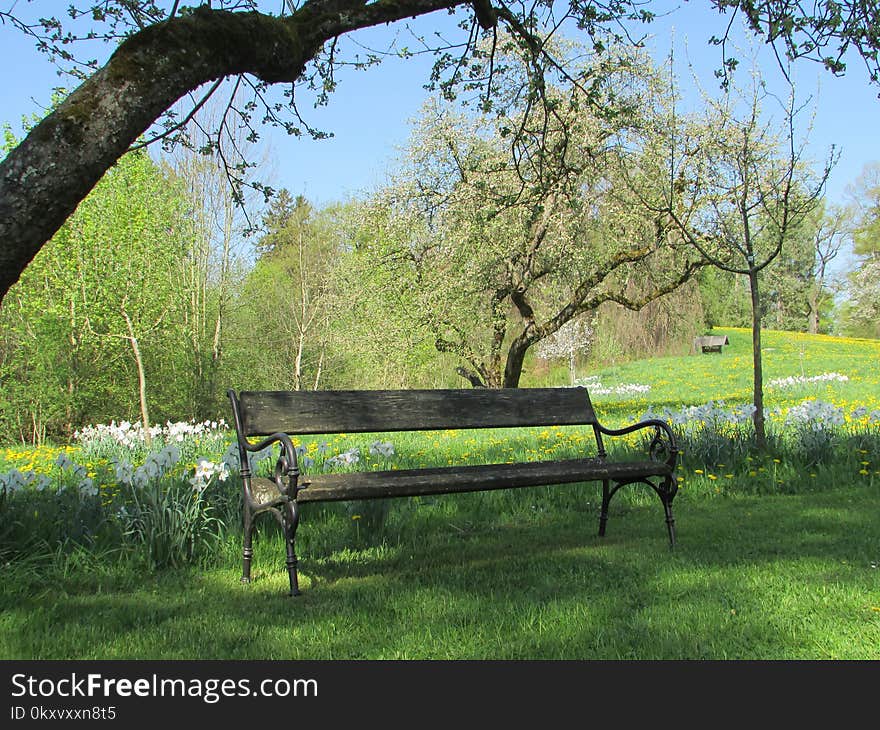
<box><xmin>283</xmin><ymin>500</ymin><xmax>302</xmax><ymax>597</ymax></box>
<box><xmin>662</xmin><ymin>479</ymin><xmax>676</xmax><ymax>548</ymax></box>
<box><xmin>598</xmin><ymin>479</ymin><xmax>611</xmax><ymax>537</ymax></box>
<box><xmin>241</xmin><ymin>510</ymin><xmax>254</xmax><ymax>584</ymax></box>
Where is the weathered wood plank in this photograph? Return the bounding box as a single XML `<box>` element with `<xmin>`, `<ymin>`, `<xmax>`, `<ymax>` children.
<box><xmin>237</xmin><ymin>388</ymin><xmax>598</xmax><ymax>436</ymax></box>
<box><xmin>253</xmin><ymin>458</ymin><xmax>672</xmax><ymax>502</ymax></box>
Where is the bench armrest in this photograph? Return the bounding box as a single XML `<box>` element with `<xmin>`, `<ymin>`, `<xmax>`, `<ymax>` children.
<box><xmin>238</xmin><ymin>431</ymin><xmax>300</xmax><ymax>498</ymax></box>
<box><xmin>595</xmin><ymin>418</ymin><xmax>678</xmax><ymax>470</ymax></box>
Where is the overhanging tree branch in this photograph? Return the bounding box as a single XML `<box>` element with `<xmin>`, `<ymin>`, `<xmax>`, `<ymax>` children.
<box><xmin>0</xmin><ymin>0</ymin><xmax>468</xmax><ymax>299</ymax></box>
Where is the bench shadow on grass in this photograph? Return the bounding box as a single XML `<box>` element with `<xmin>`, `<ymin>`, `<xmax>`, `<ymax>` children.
<box><xmin>3</xmin><ymin>489</ymin><xmax>879</xmax><ymax>659</ymax></box>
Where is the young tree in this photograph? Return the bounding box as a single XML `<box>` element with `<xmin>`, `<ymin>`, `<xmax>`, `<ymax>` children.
<box><xmin>239</xmin><ymin>192</ymin><xmax>339</xmax><ymax>391</ymax></box>
<box><xmin>841</xmin><ymin>259</ymin><xmax>880</xmax><ymax>338</ymax></box>
<box><xmin>167</xmin><ymin>97</ymin><xmax>258</xmax><ymax>417</ymax></box>
<box><xmin>654</xmin><ymin>77</ymin><xmax>834</xmax><ymax>447</ymax></box>
<box><xmin>805</xmin><ymin>203</ymin><xmax>846</xmax><ymax>333</ymax></box>
<box><xmin>534</xmin><ymin>315</ymin><xmax>595</xmax><ymax>385</ymax></box>
<box><xmin>848</xmin><ymin>161</ymin><xmax>880</xmax><ymax>256</ymax></box>
<box><xmin>1</xmin><ymin>1</ymin><xmax>879</xmax><ymax>304</ymax></box>
<box><xmin>840</xmin><ymin>163</ymin><xmax>880</xmax><ymax>336</ymax></box>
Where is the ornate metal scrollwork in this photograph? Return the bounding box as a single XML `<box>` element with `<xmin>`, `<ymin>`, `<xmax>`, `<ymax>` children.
<box><xmin>648</xmin><ymin>425</ymin><xmax>675</xmax><ymax>464</ymax></box>
<box><xmin>273</xmin><ymin>444</ymin><xmax>300</xmax><ymax>498</ymax></box>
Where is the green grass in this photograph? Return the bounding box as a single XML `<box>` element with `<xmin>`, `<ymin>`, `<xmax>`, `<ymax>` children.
<box><xmin>2</xmin><ymin>483</ymin><xmax>878</xmax><ymax>659</ymax></box>
<box><xmin>578</xmin><ymin>327</ymin><xmax>880</xmax><ymax>422</ymax></box>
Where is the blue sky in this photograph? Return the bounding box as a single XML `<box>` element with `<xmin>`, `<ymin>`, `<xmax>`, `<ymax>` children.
<box><xmin>1</xmin><ymin>3</ymin><xmax>877</xmax><ymax>213</ymax></box>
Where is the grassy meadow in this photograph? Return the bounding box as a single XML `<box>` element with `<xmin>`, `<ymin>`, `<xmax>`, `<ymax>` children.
<box><xmin>1</xmin><ymin>326</ymin><xmax>879</xmax><ymax>659</ymax></box>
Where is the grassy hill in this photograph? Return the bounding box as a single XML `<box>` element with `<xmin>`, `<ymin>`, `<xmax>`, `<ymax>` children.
<box><xmin>575</xmin><ymin>327</ymin><xmax>879</xmax><ymax>423</ymax></box>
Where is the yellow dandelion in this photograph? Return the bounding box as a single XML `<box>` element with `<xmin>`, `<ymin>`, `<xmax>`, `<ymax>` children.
<box><xmin>694</xmin><ymin>469</ymin><xmax>704</xmax><ymax>475</ymax></box>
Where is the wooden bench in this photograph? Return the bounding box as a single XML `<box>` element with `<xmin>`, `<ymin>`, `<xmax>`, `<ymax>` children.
<box><xmin>226</xmin><ymin>387</ymin><xmax>679</xmax><ymax>596</ymax></box>
<box><xmin>693</xmin><ymin>335</ymin><xmax>730</xmax><ymax>354</ymax></box>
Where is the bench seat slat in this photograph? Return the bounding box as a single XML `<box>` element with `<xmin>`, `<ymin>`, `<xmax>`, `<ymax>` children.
<box><xmin>249</xmin><ymin>458</ymin><xmax>672</xmax><ymax>503</ymax></box>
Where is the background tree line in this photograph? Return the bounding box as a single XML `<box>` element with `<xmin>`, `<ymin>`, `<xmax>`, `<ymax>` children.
<box><xmin>1</xmin><ymin>37</ymin><xmax>877</xmax><ymax>445</ymax></box>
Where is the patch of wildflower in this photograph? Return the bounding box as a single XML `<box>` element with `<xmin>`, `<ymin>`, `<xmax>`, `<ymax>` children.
<box><xmin>108</xmin><ymin>444</ymin><xmax>226</xmax><ymax>569</ymax></box>
<box><xmin>75</xmin><ymin>419</ymin><xmax>229</xmax><ymax>447</ymax></box>
<box><xmin>53</xmin><ymin>451</ymin><xmax>101</xmax><ymax>498</ymax></box>
<box><xmin>767</xmin><ymin>372</ymin><xmax>849</xmax><ymax>389</ymax></box>
<box><xmin>641</xmin><ymin>400</ymin><xmax>759</xmax><ymax>472</ymax></box>
<box><xmin>1</xmin><ymin>455</ymin><xmax>111</xmax><ymax>558</ymax></box>
<box><xmin>127</xmin><ymin>445</ymin><xmax>182</xmax><ymax>488</ymax></box>
<box><xmin>643</xmin><ymin>400</ymin><xmax>757</xmax><ymax>428</ymax></box>
<box><xmin>324</xmin><ymin>447</ymin><xmax>361</xmax><ymax>470</ymax></box>
<box><xmin>189</xmin><ymin>459</ymin><xmax>230</xmax><ymax>492</ymax></box>
<box><xmin>781</xmin><ymin>400</ymin><xmax>844</xmax><ymax>466</ymax></box>
<box><xmin>369</xmin><ymin>441</ymin><xmax>395</xmax><ymax>458</ymax></box>
<box><xmin>74</xmin><ymin>419</ymin><xmax>232</xmax><ymax>465</ymax></box>
<box><xmin>294</xmin><ymin>445</ymin><xmax>315</xmax><ymax>472</ymax></box>
<box><xmin>575</xmin><ymin>375</ymin><xmax>651</xmax><ymax>396</ymax></box>
<box><xmin>0</xmin><ymin>468</ymin><xmax>51</xmax><ymax>495</ymax></box>
<box><xmin>848</xmin><ymin>406</ymin><xmax>880</xmax><ymax>424</ymax></box>
<box><xmin>784</xmin><ymin>400</ymin><xmax>845</xmax><ymax>429</ymax></box>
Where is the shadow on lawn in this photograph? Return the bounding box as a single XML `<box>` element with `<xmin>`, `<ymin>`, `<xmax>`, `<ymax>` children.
<box><xmin>2</xmin><ymin>488</ymin><xmax>879</xmax><ymax>659</ymax></box>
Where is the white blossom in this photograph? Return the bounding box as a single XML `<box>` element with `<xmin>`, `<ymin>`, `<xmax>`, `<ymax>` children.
<box><xmin>768</xmin><ymin>372</ymin><xmax>849</xmax><ymax>389</ymax></box>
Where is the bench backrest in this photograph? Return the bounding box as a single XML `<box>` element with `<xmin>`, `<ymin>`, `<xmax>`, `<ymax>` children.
<box><xmin>229</xmin><ymin>388</ymin><xmax>599</xmax><ymax>436</ymax></box>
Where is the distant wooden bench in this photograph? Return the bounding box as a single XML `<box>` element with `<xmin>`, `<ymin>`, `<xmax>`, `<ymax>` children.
<box><xmin>227</xmin><ymin>387</ymin><xmax>679</xmax><ymax>596</ymax></box>
<box><xmin>694</xmin><ymin>335</ymin><xmax>730</xmax><ymax>354</ymax></box>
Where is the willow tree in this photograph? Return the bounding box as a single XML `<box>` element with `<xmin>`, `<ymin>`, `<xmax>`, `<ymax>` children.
<box><xmin>1</xmin><ymin>1</ymin><xmax>879</xmax><ymax>305</ymax></box>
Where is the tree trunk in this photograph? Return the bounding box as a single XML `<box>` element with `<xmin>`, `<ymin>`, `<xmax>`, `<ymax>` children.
<box><xmin>502</xmin><ymin>337</ymin><xmax>531</xmax><ymax>388</ymax></box>
<box><xmin>0</xmin><ymin>2</ymin><xmax>465</xmax><ymax>303</ymax></box>
<box><xmin>313</xmin><ymin>346</ymin><xmax>325</xmax><ymax>391</ymax></box>
<box><xmin>748</xmin><ymin>269</ymin><xmax>767</xmax><ymax>450</ymax></box>
<box><xmin>206</xmin><ymin>187</ymin><xmax>235</xmax><ymax>408</ymax></box>
<box><xmin>122</xmin><ymin>307</ymin><xmax>152</xmax><ymax>448</ymax></box>
<box><xmin>294</xmin><ymin>327</ymin><xmax>306</xmax><ymax>391</ymax></box>
<box><xmin>807</xmin><ymin>287</ymin><xmax>820</xmax><ymax>334</ymax></box>
<box><xmin>65</xmin><ymin>298</ymin><xmax>78</xmax><ymax>439</ymax></box>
